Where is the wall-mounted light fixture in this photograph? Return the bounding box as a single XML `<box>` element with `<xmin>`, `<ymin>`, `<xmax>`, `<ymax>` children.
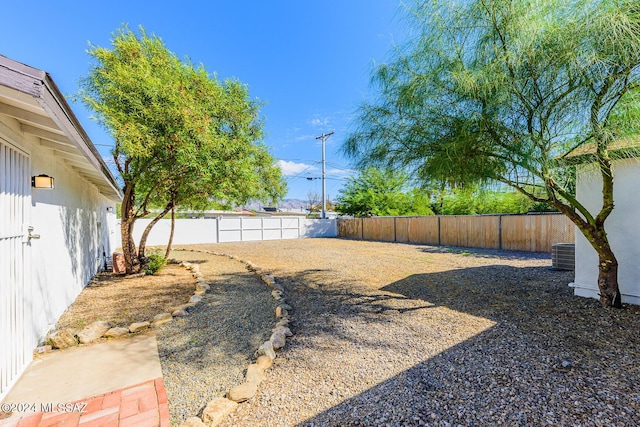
<box><xmin>106</xmin><ymin>206</ymin><xmax>114</xmax><ymax>212</ymax></box>
<box><xmin>31</xmin><ymin>174</ymin><xmax>54</xmax><ymax>189</ymax></box>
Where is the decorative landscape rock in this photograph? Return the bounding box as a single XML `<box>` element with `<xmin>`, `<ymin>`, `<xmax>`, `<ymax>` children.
<box><xmin>151</xmin><ymin>313</ymin><xmax>173</xmax><ymax>327</ymax></box>
<box><xmin>104</xmin><ymin>327</ymin><xmax>130</xmax><ymax>338</ymax></box>
<box><xmin>228</xmin><ymin>382</ymin><xmax>258</xmax><ymax>403</ymax></box>
<box><xmin>273</xmin><ymin>325</ymin><xmax>293</xmax><ymax>337</ymax></box>
<box><xmin>190</xmin><ymin>295</ymin><xmax>203</xmax><ymax>304</ymax></box>
<box><xmin>275</xmin><ymin>319</ymin><xmax>290</xmax><ymax>327</ymax></box>
<box><xmin>245</xmin><ymin>363</ymin><xmax>265</xmax><ymax>384</ymax></box>
<box><xmin>129</xmin><ymin>321</ymin><xmax>151</xmax><ymax>333</ymax></box>
<box><xmin>196</xmin><ymin>282</ymin><xmax>210</xmax><ymax>292</ymax></box>
<box><xmin>34</xmin><ymin>345</ymin><xmax>52</xmax><ymax>354</ymax></box>
<box><xmin>47</xmin><ymin>329</ymin><xmax>77</xmax><ymax>349</ymax></box>
<box><xmin>172</xmin><ymin>309</ymin><xmax>189</xmax><ymax>317</ymax></box>
<box><xmin>77</xmin><ymin>320</ymin><xmax>113</xmax><ymax>344</ymax></box>
<box><xmin>275</xmin><ymin>306</ymin><xmax>288</xmax><ymax>318</ymax></box>
<box><xmin>271</xmin><ymin>290</ymin><xmax>283</xmax><ymax>300</ymax></box>
<box><xmin>179</xmin><ymin>416</ymin><xmax>207</xmax><ymax>427</ymax></box>
<box><xmin>256</xmin><ymin>355</ymin><xmax>273</xmax><ymax>370</ymax></box>
<box><xmin>262</xmin><ymin>275</ymin><xmax>276</xmax><ymax>286</ymax></box>
<box><xmin>174</xmin><ymin>303</ymin><xmax>195</xmax><ymax>312</ymax></box>
<box><xmin>270</xmin><ymin>331</ymin><xmax>286</xmax><ymax>350</ymax></box>
<box><xmin>201</xmin><ymin>397</ymin><xmax>238</xmax><ymax>426</ymax></box>
<box><xmin>256</xmin><ymin>340</ymin><xmax>276</xmax><ymax>360</ymax></box>
<box><xmin>280</xmin><ymin>303</ymin><xmax>293</xmax><ymax>313</ymax></box>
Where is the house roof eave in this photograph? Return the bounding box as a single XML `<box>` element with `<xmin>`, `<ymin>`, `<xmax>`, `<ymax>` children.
<box><xmin>0</xmin><ymin>54</ymin><xmax>122</xmax><ymax>202</ymax></box>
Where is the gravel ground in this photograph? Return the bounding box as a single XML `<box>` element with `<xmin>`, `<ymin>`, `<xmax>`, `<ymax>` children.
<box><xmin>174</xmin><ymin>238</ymin><xmax>640</xmax><ymax>427</ymax></box>
<box><xmin>155</xmin><ymin>250</ymin><xmax>278</xmax><ymax>425</ymax></box>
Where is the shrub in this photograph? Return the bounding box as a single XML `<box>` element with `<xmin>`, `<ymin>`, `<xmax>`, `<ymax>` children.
<box><xmin>144</xmin><ymin>251</ymin><xmax>166</xmax><ymax>275</ymax></box>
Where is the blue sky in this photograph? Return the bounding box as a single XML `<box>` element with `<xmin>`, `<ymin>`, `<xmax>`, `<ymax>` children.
<box><xmin>0</xmin><ymin>1</ymin><xmax>406</xmax><ymax>202</ymax></box>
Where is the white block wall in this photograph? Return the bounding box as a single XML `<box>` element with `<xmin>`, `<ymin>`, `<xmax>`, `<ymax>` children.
<box><xmin>117</xmin><ymin>216</ymin><xmax>338</xmax><ymax>248</ymax></box>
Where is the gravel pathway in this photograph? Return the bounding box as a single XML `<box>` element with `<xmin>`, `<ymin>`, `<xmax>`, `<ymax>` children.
<box><xmin>175</xmin><ymin>239</ymin><xmax>640</xmax><ymax>427</ymax></box>
<box><xmin>155</xmin><ymin>250</ymin><xmax>278</xmax><ymax>425</ymax></box>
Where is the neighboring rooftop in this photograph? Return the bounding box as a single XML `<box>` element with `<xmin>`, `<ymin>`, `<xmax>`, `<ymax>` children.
<box><xmin>560</xmin><ymin>135</ymin><xmax>640</xmax><ymax>165</ymax></box>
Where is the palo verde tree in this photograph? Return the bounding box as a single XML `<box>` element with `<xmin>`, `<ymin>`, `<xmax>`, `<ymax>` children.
<box><xmin>79</xmin><ymin>27</ymin><xmax>285</xmax><ymax>273</ymax></box>
<box><xmin>344</xmin><ymin>0</ymin><xmax>640</xmax><ymax>307</ymax></box>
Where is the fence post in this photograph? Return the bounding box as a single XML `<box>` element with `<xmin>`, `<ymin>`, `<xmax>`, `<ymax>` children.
<box><xmin>394</xmin><ymin>217</ymin><xmax>397</xmax><ymax>242</ymax></box>
<box><xmin>437</xmin><ymin>216</ymin><xmax>441</xmax><ymax>246</ymax></box>
<box><xmin>215</xmin><ymin>217</ymin><xmax>220</xmax><ymax>243</ymax></box>
<box><xmin>498</xmin><ymin>215</ymin><xmax>502</xmax><ymax>250</ymax></box>
<box><xmin>361</xmin><ymin>218</ymin><xmax>364</xmax><ymax>240</ymax></box>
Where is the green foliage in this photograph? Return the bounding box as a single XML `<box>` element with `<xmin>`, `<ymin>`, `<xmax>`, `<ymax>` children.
<box><xmin>144</xmin><ymin>250</ymin><xmax>166</xmax><ymax>275</ymax></box>
<box><xmin>344</xmin><ymin>0</ymin><xmax>640</xmax><ymax>306</ymax></box>
<box><xmin>79</xmin><ymin>26</ymin><xmax>286</xmax><ymax>209</ymax></box>
<box><xmin>78</xmin><ymin>26</ymin><xmax>286</xmax><ymax>271</ymax></box>
<box><xmin>336</xmin><ymin>168</ymin><xmax>434</xmax><ymax>217</ymax></box>
<box><xmin>345</xmin><ymin>0</ymin><xmax>640</xmax><ymax>208</ymax></box>
<box><xmin>436</xmin><ymin>187</ymin><xmax>554</xmax><ymax>215</ymax></box>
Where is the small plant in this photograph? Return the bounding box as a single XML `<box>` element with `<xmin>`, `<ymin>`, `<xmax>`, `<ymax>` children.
<box><xmin>144</xmin><ymin>250</ymin><xmax>166</xmax><ymax>275</ymax></box>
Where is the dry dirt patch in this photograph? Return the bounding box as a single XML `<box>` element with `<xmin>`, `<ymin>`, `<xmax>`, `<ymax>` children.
<box><xmin>56</xmin><ymin>263</ymin><xmax>196</xmax><ymax>330</ymax></box>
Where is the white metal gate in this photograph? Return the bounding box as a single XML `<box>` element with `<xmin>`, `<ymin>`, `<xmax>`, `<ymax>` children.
<box><xmin>0</xmin><ymin>137</ymin><xmax>30</xmax><ymax>398</ymax></box>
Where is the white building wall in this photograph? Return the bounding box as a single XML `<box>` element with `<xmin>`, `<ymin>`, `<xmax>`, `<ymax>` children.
<box><xmin>1</xmin><ymin>114</ymin><xmax>117</xmax><ymax>346</ymax></box>
<box><xmin>572</xmin><ymin>158</ymin><xmax>640</xmax><ymax>305</ymax></box>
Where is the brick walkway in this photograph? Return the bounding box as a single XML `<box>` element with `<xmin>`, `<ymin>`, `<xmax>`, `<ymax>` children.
<box><xmin>0</xmin><ymin>378</ymin><xmax>169</xmax><ymax>427</ymax></box>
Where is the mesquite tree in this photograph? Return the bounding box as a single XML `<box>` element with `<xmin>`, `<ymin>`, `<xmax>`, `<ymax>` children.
<box><xmin>345</xmin><ymin>0</ymin><xmax>640</xmax><ymax>307</ymax></box>
<box><xmin>79</xmin><ymin>27</ymin><xmax>285</xmax><ymax>273</ymax></box>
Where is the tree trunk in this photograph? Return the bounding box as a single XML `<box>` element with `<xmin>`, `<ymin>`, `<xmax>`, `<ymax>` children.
<box><xmin>137</xmin><ymin>203</ymin><xmax>173</xmax><ymax>262</ymax></box>
<box><xmin>551</xmin><ymin>199</ymin><xmax>622</xmax><ymax>308</ymax></box>
<box><xmin>120</xmin><ymin>183</ymin><xmax>140</xmax><ymax>274</ymax></box>
<box><xmin>576</xmin><ymin>220</ymin><xmax>622</xmax><ymax>308</ymax></box>
<box><xmin>165</xmin><ymin>203</ymin><xmax>176</xmax><ymax>259</ymax></box>
<box><xmin>596</xmin><ymin>248</ymin><xmax>622</xmax><ymax>308</ymax></box>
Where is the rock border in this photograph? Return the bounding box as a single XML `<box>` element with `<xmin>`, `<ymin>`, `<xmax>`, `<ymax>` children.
<box><xmin>43</xmin><ymin>258</ymin><xmax>207</xmax><ymax>351</ymax></box>
<box><xmin>41</xmin><ymin>249</ymin><xmax>292</xmax><ymax>427</ymax></box>
<box><xmin>172</xmin><ymin>249</ymin><xmax>293</xmax><ymax>427</ymax></box>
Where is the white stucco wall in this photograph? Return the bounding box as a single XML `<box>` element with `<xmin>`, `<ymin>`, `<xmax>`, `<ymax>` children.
<box><xmin>1</xmin><ymin>114</ymin><xmax>117</xmax><ymax>346</ymax></box>
<box><xmin>572</xmin><ymin>158</ymin><xmax>640</xmax><ymax>305</ymax></box>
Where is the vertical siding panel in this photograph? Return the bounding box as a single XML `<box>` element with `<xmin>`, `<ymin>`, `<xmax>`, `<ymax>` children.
<box><xmin>0</xmin><ymin>140</ymin><xmax>29</xmax><ymax>397</ymax></box>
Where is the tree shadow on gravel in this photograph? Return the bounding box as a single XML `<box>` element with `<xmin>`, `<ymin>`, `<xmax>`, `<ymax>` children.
<box><xmin>419</xmin><ymin>244</ymin><xmax>553</xmax><ymax>261</ymax></box>
<box><xmin>155</xmin><ymin>271</ymin><xmax>278</xmax><ymax>424</ymax></box>
<box><xmin>284</xmin><ymin>264</ymin><xmax>640</xmax><ymax>426</ymax></box>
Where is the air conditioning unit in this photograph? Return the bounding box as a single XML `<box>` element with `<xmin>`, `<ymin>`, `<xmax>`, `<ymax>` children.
<box><xmin>552</xmin><ymin>243</ymin><xmax>575</xmax><ymax>270</ymax></box>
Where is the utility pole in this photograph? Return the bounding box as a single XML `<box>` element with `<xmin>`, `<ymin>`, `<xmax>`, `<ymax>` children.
<box><xmin>315</xmin><ymin>131</ymin><xmax>334</xmax><ymax>219</ymax></box>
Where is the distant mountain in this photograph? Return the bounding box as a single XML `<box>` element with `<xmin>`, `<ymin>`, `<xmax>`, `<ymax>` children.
<box><xmin>278</xmin><ymin>199</ymin><xmax>308</xmax><ymax>212</ymax></box>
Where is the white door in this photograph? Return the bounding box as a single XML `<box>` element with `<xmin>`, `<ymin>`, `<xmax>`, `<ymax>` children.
<box><xmin>0</xmin><ymin>137</ymin><xmax>31</xmax><ymax>399</ymax></box>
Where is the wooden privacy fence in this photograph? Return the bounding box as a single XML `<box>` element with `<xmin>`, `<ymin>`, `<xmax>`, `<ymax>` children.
<box><xmin>338</xmin><ymin>213</ymin><xmax>575</xmax><ymax>253</ymax></box>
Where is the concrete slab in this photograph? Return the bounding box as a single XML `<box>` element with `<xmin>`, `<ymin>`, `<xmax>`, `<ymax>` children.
<box><xmin>1</xmin><ymin>332</ymin><xmax>162</xmax><ymax>408</ymax></box>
